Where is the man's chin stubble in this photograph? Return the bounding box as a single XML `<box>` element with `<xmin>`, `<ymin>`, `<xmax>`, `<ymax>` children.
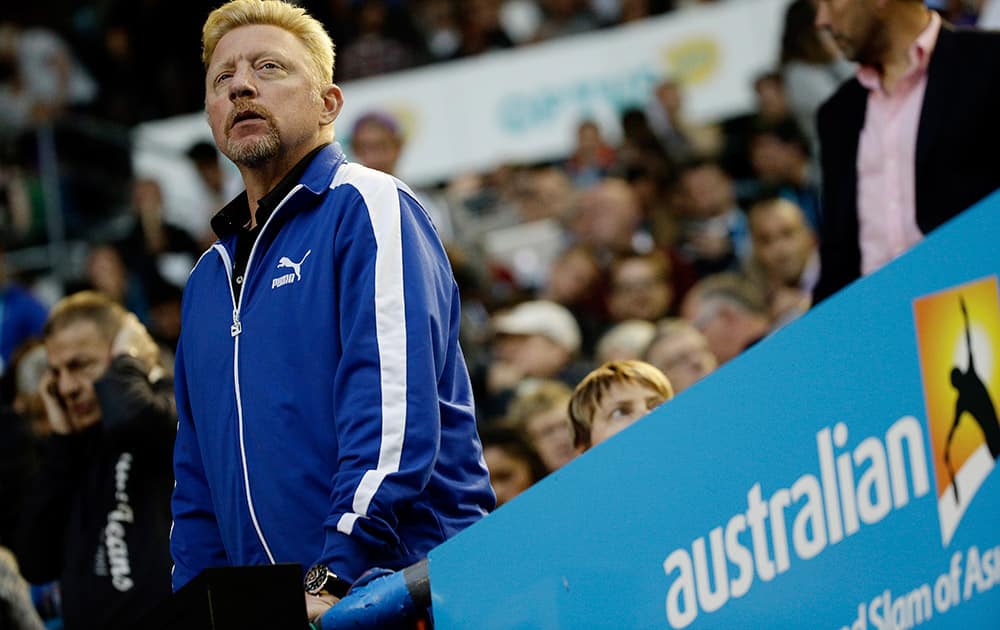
<box><xmin>227</xmin><ymin>130</ymin><xmax>280</xmax><ymax>168</ymax></box>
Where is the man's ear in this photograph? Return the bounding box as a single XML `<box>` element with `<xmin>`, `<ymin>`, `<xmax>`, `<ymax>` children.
<box><xmin>320</xmin><ymin>83</ymin><xmax>343</xmax><ymax>127</ymax></box>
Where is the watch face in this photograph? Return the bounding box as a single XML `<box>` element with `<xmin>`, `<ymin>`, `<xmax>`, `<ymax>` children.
<box><xmin>304</xmin><ymin>564</ymin><xmax>327</xmax><ymax>594</ymax></box>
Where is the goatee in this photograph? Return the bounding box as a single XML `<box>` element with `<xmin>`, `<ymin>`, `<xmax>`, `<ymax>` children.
<box><xmin>227</xmin><ymin>127</ymin><xmax>280</xmax><ymax>167</ymax></box>
<box><xmin>225</xmin><ymin>99</ymin><xmax>280</xmax><ymax>167</ymax></box>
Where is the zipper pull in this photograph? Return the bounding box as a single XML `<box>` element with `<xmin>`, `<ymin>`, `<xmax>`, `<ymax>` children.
<box><xmin>231</xmin><ymin>309</ymin><xmax>242</xmax><ymax>337</ymax></box>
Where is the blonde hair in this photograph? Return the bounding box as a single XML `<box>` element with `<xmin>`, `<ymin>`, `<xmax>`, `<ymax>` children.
<box><xmin>568</xmin><ymin>360</ymin><xmax>673</xmax><ymax>449</ymax></box>
<box><xmin>202</xmin><ymin>0</ymin><xmax>335</xmax><ymax>88</ymax></box>
<box><xmin>45</xmin><ymin>291</ymin><xmax>125</xmax><ymax>343</ymax></box>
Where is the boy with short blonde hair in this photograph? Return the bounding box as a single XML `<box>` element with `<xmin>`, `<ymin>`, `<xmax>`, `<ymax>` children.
<box><xmin>569</xmin><ymin>360</ymin><xmax>673</xmax><ymax>449</ymax></box>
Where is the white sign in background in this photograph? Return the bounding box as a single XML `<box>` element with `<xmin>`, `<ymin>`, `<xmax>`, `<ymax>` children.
<box><xmin>133</xmin><ymin>0</ymin><xmax>788</xmax><ymax>227</ymax></box>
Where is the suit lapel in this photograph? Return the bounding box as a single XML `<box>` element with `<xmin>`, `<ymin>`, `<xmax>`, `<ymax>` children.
<box><xmin>916</xmin><ymin>25</ymin><xmax>958</xmax><ymax>168</ymax></box>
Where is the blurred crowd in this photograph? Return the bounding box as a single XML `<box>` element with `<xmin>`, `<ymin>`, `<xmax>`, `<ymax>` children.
<box><xmin>1</xmin><ymin>0</ymin><xmax>998</xmax><ymax>626</ymax></box>
<box><xmin>1</xmin><ymin>0</ymin><xmax>683</xmax><ymax>129</ymax></box>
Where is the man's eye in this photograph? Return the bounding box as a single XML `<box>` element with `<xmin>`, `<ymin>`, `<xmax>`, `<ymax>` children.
<box><xmin>215</xmin><ymin>73</ymin><xmax>232</xmax><ymax>84</ymax></box>
<box><xmin>260</xmin><ymin>62</ymin><xmax>279</xmax><ymax>70</ymax></box>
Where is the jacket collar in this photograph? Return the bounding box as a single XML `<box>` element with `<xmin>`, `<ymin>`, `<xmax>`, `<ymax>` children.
<box><xmin>210</xmin><ymin>143</ymin><xmax>347</xmax><ymax>239</ymax></box>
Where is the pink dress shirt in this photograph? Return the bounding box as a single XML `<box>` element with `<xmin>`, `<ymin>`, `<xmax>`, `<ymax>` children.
<box><xmin>855</xmin><ymin>11</ymin><xmax>942</xmax><ymax>275</ymax></box>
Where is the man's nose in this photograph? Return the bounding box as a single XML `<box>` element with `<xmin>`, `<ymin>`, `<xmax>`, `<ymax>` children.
<box><xmin>58</xmin><ymin>371</ymin><xmax>81</xmax><ymax>399</ymax></box>
<box><xmin>228</xmin><ymin>67</ymin><xmax>257</xmax><ymax>101</ymax></box>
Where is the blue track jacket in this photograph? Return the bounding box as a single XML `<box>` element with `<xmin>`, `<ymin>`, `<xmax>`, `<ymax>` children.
<box><xmin>171</xmin><ymin>145</ymin><xmax>494</xmax><ymax>590</ymax></box>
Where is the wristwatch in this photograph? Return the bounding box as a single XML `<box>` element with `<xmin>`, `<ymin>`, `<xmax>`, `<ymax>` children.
<box><xmin>303</xmin><ymin>564</ymin><xmax>351</xmax><ymax>598</ymax></box>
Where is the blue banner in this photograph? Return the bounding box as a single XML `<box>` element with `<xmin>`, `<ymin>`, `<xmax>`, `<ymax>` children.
<box><xmin>429</xmin><ymin>191</ymin><xmax>1000</xmax><ymax>629</ymax></box>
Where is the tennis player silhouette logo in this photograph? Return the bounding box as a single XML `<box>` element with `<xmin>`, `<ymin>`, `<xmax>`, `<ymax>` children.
<box><xmin>913</xmin><ymin>275</ymin><xmax>1000</xmax><ymax>546</ymax></box>
<box><xmin>944</xmin><ymin>297</ymin><xmax>1000</xmax><ymax>503</ymax></box>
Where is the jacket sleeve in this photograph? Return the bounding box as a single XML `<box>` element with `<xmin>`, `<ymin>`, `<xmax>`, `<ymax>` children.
<box><xmin>318</xmin><ymin>182</ymin><xmax>451</xmax><ymax>582</ymax></box>
<box><xmin>170</xmin><ymin>335</ymin><xmax>229</xmax><ymax>590</ymax></box>
<box><xmin>93</xmin><ymin>355</ymin><xmax>176</xmax><ymax>456</ymax></box>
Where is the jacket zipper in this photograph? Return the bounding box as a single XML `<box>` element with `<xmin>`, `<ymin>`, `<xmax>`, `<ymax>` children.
<box><xmin>212</xmin><ymin>184</ymin><xmax>304</xmax><ymax>565</ymax></box>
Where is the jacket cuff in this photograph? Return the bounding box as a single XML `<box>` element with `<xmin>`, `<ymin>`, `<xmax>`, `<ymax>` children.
<box><xmin>93</xmin><ymin>355</ymin><xmax>147</xmax><ymax>395</ymax></box>
<box><xmin>318</xmin><ymin>528</ymin><xmax>373</xmax><ymax>585</ymax></box>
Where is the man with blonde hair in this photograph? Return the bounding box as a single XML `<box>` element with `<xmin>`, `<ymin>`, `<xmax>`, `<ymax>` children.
<box><xmin>172</xmin><ymin>0</ymin><xmax>493</xmax><ymax>622</ymax></box>
<box><xmin>16</xmin><ymin>291</ymin><xmax>174</xmax><ymax>630</ymax></box>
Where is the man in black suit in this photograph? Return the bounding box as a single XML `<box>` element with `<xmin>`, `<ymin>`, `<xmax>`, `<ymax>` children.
<box><xmin>812</xmin><ymin>0</ymin><xmax>1000</xmax><ymax>302</ymax></box>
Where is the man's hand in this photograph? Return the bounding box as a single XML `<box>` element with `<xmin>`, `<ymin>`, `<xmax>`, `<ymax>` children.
<box><xmin>111</xmin><ymin>313</ymin><xmax>160</xmax><ymax>376</ymax></box>
<box><xmin>38</xmin><ymin>370</ymin><xmax>74</xmax><ymax>435</ymax></box>
<box><xmin>305</xmin><ymin>592</ymin><xmax>340</xmax><ymax>623</ymax></box>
